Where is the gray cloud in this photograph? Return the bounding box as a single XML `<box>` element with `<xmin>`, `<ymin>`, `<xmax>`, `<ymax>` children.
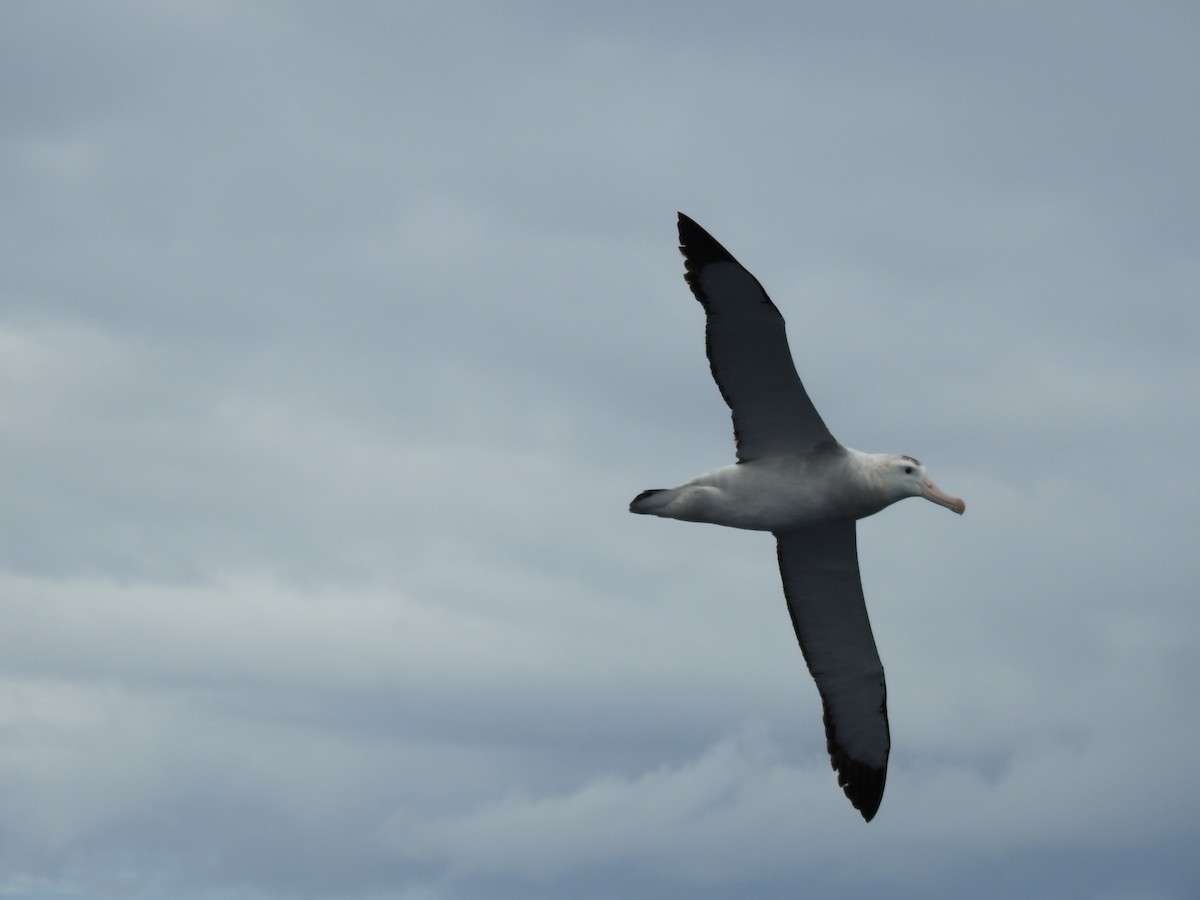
<box><xmin>1</xmin><ymin>1</ymin><xmax>1198</xmax><ymax>898</ymax></box>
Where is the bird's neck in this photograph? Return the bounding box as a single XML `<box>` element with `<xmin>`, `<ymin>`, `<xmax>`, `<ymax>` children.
<box><xmin>841</xmin><ymin>448</ymin><xmax>906</xmax><ymax>517</ymax></box>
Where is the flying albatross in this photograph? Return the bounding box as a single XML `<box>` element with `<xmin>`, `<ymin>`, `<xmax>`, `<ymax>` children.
<box><xmin>630</xmin><ymin>213</ymin><xmax>965</xmax><ymax>822</ymax></box>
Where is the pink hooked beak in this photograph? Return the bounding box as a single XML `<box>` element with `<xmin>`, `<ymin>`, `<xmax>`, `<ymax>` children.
<box><xmin>921</xmin><ymin>476</ymin><xmax>966</xmax><ymax>515</ymax></box>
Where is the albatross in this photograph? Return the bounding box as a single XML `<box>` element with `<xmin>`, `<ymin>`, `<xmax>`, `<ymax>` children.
<box><xmin>630</xmin><ymin>213</ymin><xmax>965</xmax><ymax>822</ymax></box>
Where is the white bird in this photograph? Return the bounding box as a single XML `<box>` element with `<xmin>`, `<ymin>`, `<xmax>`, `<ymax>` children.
<box><xmin>630</xmin><ymin>213</ymin><xmax>965</xmax><ymax>821</ymax></box>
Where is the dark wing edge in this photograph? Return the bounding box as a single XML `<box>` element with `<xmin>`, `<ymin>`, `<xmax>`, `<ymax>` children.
<box><xmin>676</xmin><ymin>213</ymin><xmax>835</xmax><ymax>460</ymax></box>
<box><xmin>775</xmin><ymin>522</ymin><xmax>890</xmax><ymax>821</ymax></box>
<box><xmin>677</xmin><ymin>212</ymin><xmax>782</xmax><ymax>315</ymax></box>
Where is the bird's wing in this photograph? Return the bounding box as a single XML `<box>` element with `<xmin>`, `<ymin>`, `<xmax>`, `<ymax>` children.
<box><xmin>678</xmin><ymin>213</ymin><xmax>834</xmax><ymax>461</ymax></box>
<box><xmin>775</xmin><ymin>521</ymin><xmax>889</xmax><ymax>821</ymax></box>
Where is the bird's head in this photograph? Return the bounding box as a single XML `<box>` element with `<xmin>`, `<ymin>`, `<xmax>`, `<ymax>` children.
<box><xmin>889</xmin><ymin>455</ymin><xmax>965</xmax><ymax>514</ymax></box>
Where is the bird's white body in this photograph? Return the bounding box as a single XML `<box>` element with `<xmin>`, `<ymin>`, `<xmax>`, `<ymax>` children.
<box><xmin>633</xmin><ymin>447</ymin><xmax>915</xmax><ymax>532</ymax></box>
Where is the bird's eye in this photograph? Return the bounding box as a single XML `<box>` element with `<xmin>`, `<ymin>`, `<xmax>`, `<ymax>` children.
<box><xmin>904</xmin><ymin>466</ymin><xmax>913</xmax><ymax>475</ymax></box>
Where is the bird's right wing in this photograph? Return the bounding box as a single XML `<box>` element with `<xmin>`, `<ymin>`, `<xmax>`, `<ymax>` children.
<box><xmin>678</xmin><ymin>213</ymin><xmax>834</xmax><ymax>460</ymax></box>
<box><xmin>775</xmin><ymin>520</ymin><xmax>889</xmax><ymax>821</ymax></box>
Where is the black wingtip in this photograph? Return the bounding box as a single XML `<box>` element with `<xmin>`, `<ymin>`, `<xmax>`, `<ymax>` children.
<box><xmin>832</xmin><ymin>754</ymin><xmax>886</xmax><ymax>822</ymax></box>
<box><xmin>677</xmin><ymin>212</ymin><xmax>738</xmax><ymax>269</ymax></box>
<box><xmin>822</xmin><ymin>695</ymin><xmax>889</xmax><ymax>821</ymax></box>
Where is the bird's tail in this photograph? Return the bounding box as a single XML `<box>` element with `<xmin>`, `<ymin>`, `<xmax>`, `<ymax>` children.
<box><xmin>629</xmin><ymin>488</ymin><xmax>669</xmax><ymax>515</ymax></box>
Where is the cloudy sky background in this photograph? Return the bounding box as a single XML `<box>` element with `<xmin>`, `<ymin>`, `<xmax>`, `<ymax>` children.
<box><xmin>2</xmin><ymin>2</ymin><xmax>1198</xmax><ymax>898</ymax></box>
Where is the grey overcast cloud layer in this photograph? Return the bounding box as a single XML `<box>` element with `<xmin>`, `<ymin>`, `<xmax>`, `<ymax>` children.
<box><xmin>2</xmin><ymin>2</ymin><xmax>1198</xmax><ymax>898</ymax></box>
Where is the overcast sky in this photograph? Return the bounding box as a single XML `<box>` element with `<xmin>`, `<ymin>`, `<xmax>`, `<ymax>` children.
<box><xmin>2</xmin><ymin>2</ymin><xmax>1198</xmax><ymax>898</ymax></box>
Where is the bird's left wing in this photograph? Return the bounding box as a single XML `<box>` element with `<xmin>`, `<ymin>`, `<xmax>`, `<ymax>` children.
<box><xmin>678</xmin><ymin>213</ymin><xmax>834</xmax><ymax>460</ymax></box>
<box><xmin>775</xmin><ymin>520</ymin><xmax>890</xmax><ymax>821</ymax></box>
